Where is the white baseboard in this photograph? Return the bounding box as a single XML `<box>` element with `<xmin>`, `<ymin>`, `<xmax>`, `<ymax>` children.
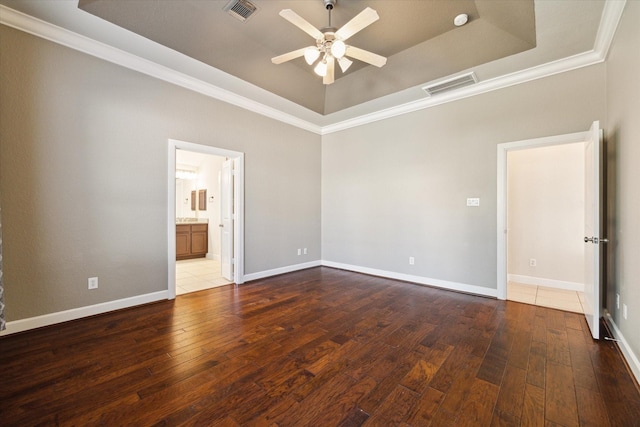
<box><xmin>604</xmin><ymin>310</ymin><xmax>640</xmax><ymax>385</ymax></box>
<box><xmin>508</xmin><ymin>274</ymin><xmax>584</xmax><ymax>292</ymax></box>
<box><xmin>206</xmin><ymin>253</ymin><xmax>220</xmax><ymax>261</ymax></box>
<box><xmin>322</xmin><ymin>261</ymin><xmax>497</xmax><ymax>298</ymax></box>
<box><xmin>243</xmin><ymin>260</ymin><xmax>322</xmax><ymax>282</ymax></box>
<box><xmin>0</xmin><ymin>290</ymin><xmax>170</xmax><ymax>336</ymax></box>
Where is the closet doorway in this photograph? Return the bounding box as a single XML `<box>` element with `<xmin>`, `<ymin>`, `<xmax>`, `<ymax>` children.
<box><xmin>505</xmin><ymin>142</ymin><xmax>586</xmax><ymax>313</ymax></box>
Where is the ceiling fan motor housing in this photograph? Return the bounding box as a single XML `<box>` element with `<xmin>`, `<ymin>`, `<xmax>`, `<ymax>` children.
<box><xmin>324</xmin><ymin>0</ymin><xmax>336</xmax><ymax>10</ymax></box>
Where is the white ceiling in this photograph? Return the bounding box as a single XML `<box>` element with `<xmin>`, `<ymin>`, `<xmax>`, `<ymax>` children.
<box><xmin>0</xmin><ymin>1</ymin><xmax>619</xmax><ymax>133</ymax></box>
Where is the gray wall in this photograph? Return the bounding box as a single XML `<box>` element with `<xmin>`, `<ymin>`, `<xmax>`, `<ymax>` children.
<box><xmin>322</xmin><ymin>64</ymin><xmax>606</xmax><ymax>290</ymax></box>
<box><xmin>605</xmin><ymin>0</ymin><xmax>640</xmax><ymax>363</ymax></box>
<box><xmin>0</xmin><ymin>26</ymin><xmax>321</xmax><ymax>321</ymax></box>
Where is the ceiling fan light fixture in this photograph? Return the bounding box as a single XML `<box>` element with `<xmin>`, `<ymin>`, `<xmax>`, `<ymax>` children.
<box><xmin>331</xmin><ymin>40</ymin><xmax>346</xmax><ymax>58</ymax></box>
<box><xmin>314</xmin><ymin>59</ymin><xmax>328</xmax><ymax>77</ymax></box>
<box><xmin>337</xmin><ymin>56</ymin><xmax>353</xmax><ymax>72</ymax></box>
<box><xmin>304</xmin><ymin>47</ymin><xmax>320</xmax><ymax>65</ymax></box>
<box><xmin>272</xmin><ymin>3</ymin><xmax>386</xmax><ymax>84</ymax></box>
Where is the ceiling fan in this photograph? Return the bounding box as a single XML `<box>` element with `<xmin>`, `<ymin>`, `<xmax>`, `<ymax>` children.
<box><xmin>271</xmin><ymin>0</ymin><xmax>387</xmax><ymax>85</ymax></box>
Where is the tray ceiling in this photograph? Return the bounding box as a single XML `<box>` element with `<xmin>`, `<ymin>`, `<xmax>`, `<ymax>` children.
<box><xmin>78</xmin><ymin>0</ymin><xmax>536</xmax><ymax>114</ymax></box>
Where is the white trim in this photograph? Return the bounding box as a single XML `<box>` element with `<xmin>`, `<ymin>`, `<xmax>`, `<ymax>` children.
<box><xmin>233</xmin><ymin>155</ymin><xmax>245</xmax><ymax>284</ymax></box>
<box><xmin>243</xmin><ymin>260</ymin><xmax>322</xmax><ymax>282</ymax></box>
<box><xmin>322</xmin><ymin>51</ymin><xmax>603</xmax><ymax>135</ymax></box>
<box><xmin>507</xmin><ymin>274</ymin><xmax>584</xmax><ymax>292</ymax></box>
<box><xmin>168</xmin><ymin>139</ymin><xmax>245</xmax><ymax>294</ymax></box>
<box><xmin>593</xmin><ymin>0</ymin><xmax>628</xmax><ymax>58</ymax></box>
<box><xmin>321</xmin><ymin>261</ymin><xmax>497</xmax><ymax>298</ymax></box>
<box><xmin>0</xmin><ymin>291</ymin><xmax>169</xmax><ymax>336</ymax></box>
<box><xmin>0</xmin><ymin>1</ymin><xmax>627</xmax><ymax>134</ymax></box>
<box><xmin>497</xmin><ymin>131</ymin><xmax>588</xmax><ymax>300</ymax></box>
<box><xmin>168</xmin><ymin>143</ymin><xmax>177</xmax><ymax>300</ymax></box>
<box><xmin>604</xmin><ymin>310</ymin><xmax>640</xmax><ymax>385</ymax></box>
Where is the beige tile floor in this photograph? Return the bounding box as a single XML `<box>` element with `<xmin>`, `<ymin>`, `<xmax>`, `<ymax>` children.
<box><xmin>507</xmin><ymin>282</ymin><xmax>585</xmax><ymax>313</ymax></box>
<box><xmin>176</xmin><ymin>258</ymin><xmax>233</xmax><ymax>295</ymax></box>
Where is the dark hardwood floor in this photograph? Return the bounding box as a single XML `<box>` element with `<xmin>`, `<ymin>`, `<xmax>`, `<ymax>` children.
<box><xmin>1</xmin><ymin>267</ymin><xmax>639</xmax><ymax>426</ymax></box>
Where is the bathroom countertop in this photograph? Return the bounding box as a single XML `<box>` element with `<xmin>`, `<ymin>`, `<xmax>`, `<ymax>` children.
<box><xmin>176</xmin><ymin>219</ymin><xmax>209</xmax><ymax>224</ymax></box>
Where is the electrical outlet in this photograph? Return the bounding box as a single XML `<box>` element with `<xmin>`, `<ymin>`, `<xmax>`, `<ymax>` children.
<box><xmin>303</xmin><ymin>248</ymin><xmax>308</xmax><ymax>255</ymax></box>
<box><xmin>616</xmin><ymin>293</ymin><xmax>620</xmax><ymax>309</ymax></box>
<box><xmin>88</xmin><ymin>277</ymin><xmax>98</xmax><ymax>290</ymax></box>
<box><xmin>623</xmin><ymin>304</ymin><xmax>628</xmax><ymax>320</ymax></box>
<box><xmin>529</xmin><ymin>259</ymin><xmax>537</xmax><ymax>267</ymax></box>
<box><xmin>409</xmin><ymin>257</ymin><xmax>415</xmax><ymax>265</ymax></box>
<box><xmin>466</xmin><ymin>198</ymin><xmax>480</xmax><ymax>207</ymax></box>
<box><xmin>297</xmin><ymin>248</ymin><xmax>301</xmax><ymax>256</ymax></box>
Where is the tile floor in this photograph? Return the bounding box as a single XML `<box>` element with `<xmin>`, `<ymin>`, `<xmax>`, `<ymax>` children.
<box><xmin>176</xmin><ymin>258</ymin><xmax>233</xmax><ymax>295</ymax></box>
<box><xmin>507</xmin><ymin>282</ymin><xmax>585</xmax><ymax>313</ymax></box>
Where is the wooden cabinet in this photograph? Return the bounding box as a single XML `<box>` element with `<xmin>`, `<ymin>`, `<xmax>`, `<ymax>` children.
<box><xmin>176</xmin><ymin>223</ymin><xmax>208</xmax><ymax>260</ymax></box>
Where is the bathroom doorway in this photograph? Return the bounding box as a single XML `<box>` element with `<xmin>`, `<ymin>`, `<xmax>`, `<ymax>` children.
<box><xmin>167</xmin><ymin>139</ymin><xmax>244</xmax><ymax>299</ymax></box>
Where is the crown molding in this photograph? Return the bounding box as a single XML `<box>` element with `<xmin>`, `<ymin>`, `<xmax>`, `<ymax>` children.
<box><xmin>0</xmin><ymin>1</ymin><xmax>626</xmax><ymax>135</ymax></box>
<box><xmin>323</xmin><ymin>0</ymin><xmax>626</xmax><ymax>134</ymax></box>
<box><xmin>321</xmin><ymin>49</ymin><xmax>604</xmax><ymax>134</ymax></box>
<box><xmin>593</xmin><ymin>0</ymin><xmax>627</xmax><ymax>58</ymax></box>
<box><xmin>0</xmin><ymin>5</ymin><xmax>323</xmax><ymax>135</ymax></box>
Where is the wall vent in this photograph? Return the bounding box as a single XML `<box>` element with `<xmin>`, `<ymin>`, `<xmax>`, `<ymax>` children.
<box><xmin>422</xmin><ymin>72</ymin><xmax>478</xmax><ymax>97</ymax></box>
<box><xmin>224</xmin><ymin>0</ymin><xmax>258</xmax><ymax>22</ymax></box>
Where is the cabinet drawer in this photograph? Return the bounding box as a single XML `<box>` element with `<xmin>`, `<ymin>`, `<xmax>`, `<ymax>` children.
<box><xmin>191</xmin><ymin>224</ymin><xmax>208</xmax><ymax>232</ymax></box>
<box><xmin>176</xmin><ymin>224</ymin><xmax>190</xmax><ymax>233</ymax></box>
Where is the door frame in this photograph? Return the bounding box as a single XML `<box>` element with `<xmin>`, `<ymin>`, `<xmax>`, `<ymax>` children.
<box><xmin>496</xmin><ymin>130</ymin><xmax>588</xmax><ymax>300</ymax></box>
<box><xmin>167</xmin><ymin>139</ymin><xmax>245</xmax><ymax>299</ymax></box>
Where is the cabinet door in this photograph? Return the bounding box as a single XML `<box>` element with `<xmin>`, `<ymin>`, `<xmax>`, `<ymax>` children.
<box><xmin>176</xmin><ymin>229</ymin><xmax>191</xmax><ymax>258</ymax></box>
<box><xmin>191</xmin><ymin>231</ymin><xmax>208</xmax><ymax>255</ymax></box>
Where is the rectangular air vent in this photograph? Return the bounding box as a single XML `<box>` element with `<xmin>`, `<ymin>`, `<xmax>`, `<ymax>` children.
<box><xmin>422</xmin><ymin>72</ymin><xmax>478</xmax><ymax>97</ymax></box>
<box><xmin>224</xmin><ymin>0</ymin><xmax>258</xmax><ymax>22</ymax></box>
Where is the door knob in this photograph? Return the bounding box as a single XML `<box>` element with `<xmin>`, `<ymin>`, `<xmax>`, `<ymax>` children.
<box><xmin>584</xmin><ymin>236</ymin><xmax>609</xmax><ymax>244</ymax></box>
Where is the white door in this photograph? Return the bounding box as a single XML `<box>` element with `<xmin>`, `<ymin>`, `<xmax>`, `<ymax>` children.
<box><xmin>220</xmin><ymin>159</ymin><xmax>234</xmax><ymax>281</ymax></box>
<box><xmin>583</xmin><ymin>121</ymin><xmax>603</xmax><ymax>340</ymax></box>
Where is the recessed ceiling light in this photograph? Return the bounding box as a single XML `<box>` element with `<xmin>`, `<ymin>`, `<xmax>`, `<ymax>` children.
<box><xmin>454</xmin><ymin>13</ymin><xmax>469</xmax><ymax>27</ymax></box>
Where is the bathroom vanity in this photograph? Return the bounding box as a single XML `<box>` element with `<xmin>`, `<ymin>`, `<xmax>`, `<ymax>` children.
<box><xmin>176</xmin><ymin>222</ymin><xmax>208</xmax><ymax>260</ymax></box>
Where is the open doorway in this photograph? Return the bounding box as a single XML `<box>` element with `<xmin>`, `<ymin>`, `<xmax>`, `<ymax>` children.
<box><xmin>497</xmin><ymin>122</ymin><xmax>603</xmax><ymax>337</ymax></box>
<box><xmin>175</xmin><ymin>150</ymin><xmax>229</xmax><ymax>294</ymax></box>
<box><xmin>505</xmin><ymin>143</ymin><xmax>585</xmax><ymax>313</ymax></box>
<box><xmin>167</xmin><ymin>139</ymin><xmax>244</xmax><ymax>299</ymax></box>
<box><xmin>497</xmin><ymin>130</ymin><xmax>589</xmax><ymax>310</ymax></box>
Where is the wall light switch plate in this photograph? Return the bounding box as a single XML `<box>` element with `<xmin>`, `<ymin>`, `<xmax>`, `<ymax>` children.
<box><xmin>466</xmin><ymin>198</ymin><xmax>480</xmax><ymax>207</ymax></box>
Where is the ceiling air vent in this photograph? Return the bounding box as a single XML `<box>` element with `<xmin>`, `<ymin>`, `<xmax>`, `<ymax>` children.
<box><xmin>422</xmin><ymin>72</ymin><xmax>478</xmax><ymax>97</ymax></box>
<box><xmin>224</xmin><ymin>0</ymin><xmax>258</xmax><ymax>22</ymax></box>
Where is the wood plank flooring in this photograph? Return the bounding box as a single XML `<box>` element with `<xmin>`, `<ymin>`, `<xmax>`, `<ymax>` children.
<box><xmin>1</xmin><ymin>267</ymin><xmax>639</xmax><ymax>426</ymax></box>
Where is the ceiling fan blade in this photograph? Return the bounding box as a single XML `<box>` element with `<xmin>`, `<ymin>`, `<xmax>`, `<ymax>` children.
<box><xmin>271</xmin><ymin>47</ymin><xmax>309</xmax><ymax>64</ymax></box>
<box><xmin>279</xmin><ymin>9</ymin><xmax>324</xmax><ymax>40</ymax></box>
<box><xmin>346</xmin><ymin>46</ymin><xmax>387</xmax><ymax>68</ymax></box>
<box><xmin>323</xmin><ymin>56</ymin><xmax>335</xmax><ymax>84</ymax></box>
<box><xmin>334</xmin><ymin>7</ymin><xmax>379</xmax><ymax>41</ymax></box>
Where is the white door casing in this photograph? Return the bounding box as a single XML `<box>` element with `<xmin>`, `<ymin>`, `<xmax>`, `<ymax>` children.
<box><xmin>497</xmin><ymin>124</ymin><xmax>601</xmax><ymax>311</ymax></box>
<box><xmin>220</xmin><ymin>159</ymin><xmax>234</xmax><ymax>281</ymax></box>
<box><xmin>167</xmin><ymin>139</ymin><xmax>244</xmax><ymax>299</ymax></box>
